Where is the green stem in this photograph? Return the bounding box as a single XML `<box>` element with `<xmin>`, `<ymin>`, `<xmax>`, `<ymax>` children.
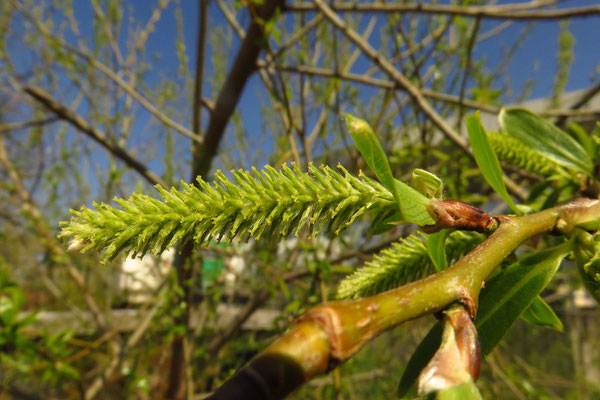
<box><xmin>208</xmin><ymin>199</ymin><xmax>600</xmax><ymax>399</ymax></box>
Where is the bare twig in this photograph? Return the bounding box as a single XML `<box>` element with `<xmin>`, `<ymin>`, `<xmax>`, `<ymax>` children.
<box><xmin>0</xmin><ymin>136</ymin><xmax>109</xmax><ymax>331</ymax></box>
<box><xmin>85</xmin><ymin>295</ymin><xmax>163</xmax><ymax>400</ymax></box>
<box><xmin>0</xmin><ymin>117</ymin><xmax>58</xmax><ymax>133</ymax></box>
<box><xmin>313</xmin><ymin>0</ymin><xmax>527</xmax><ymax>200</ymax></box>
<box><xmin>287</xmin><ymin>2</ymin><xmax>600</xmax><ymax>20</ymax></box>
<box><xmin>24</xmin><ymin>86</ymin><xmax>167</xmax><ymax>188</ymax></box>
<box><xmin>555</xmin><ymin>80</ymin><xmax>600</xmax><ymax>126</ymax></box>
<box><xmin>456</xmin><ymin>17</ymin><xmax>482</xmax><ymax>134</ymax></box>
<box><xmin>9</xmin><ymin>0</ymin><xmax>204</xmax><ymax>144</ymax></box>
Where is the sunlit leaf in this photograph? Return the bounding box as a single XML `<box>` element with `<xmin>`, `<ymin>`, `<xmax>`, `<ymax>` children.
<box><xmin>466</xmin><ymin>111</ymin><xmax>518</xmax><ymax>213</ymax></box>
<box><xmin>412</xmin><ymin>168</ymin><xmax>443</xmax><ymax>199</ymax></box>
<box><xmin>345</xmin><ymin>114</ymin><xmax>434</xmax><ymax>225</ymax></box>
<box><xmin>436</xmin><ymin>381</ymin><xmax>482</xmax><ymax>400</ymax></box>
<box><xmin>520</xmin><ymin>296</ymin><xmax>563</xmax><ymax>331</ymax></box>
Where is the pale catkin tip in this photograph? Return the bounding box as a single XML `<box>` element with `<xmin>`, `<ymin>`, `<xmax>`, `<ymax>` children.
<box><xmin>67</xmin><ymin>238</ymin><xmax>90</xmax><ymax>252</ymax></box>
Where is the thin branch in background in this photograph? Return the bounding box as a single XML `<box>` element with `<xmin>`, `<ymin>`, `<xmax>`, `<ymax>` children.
<box><xmin>24</xmin><ymin>85</ymin><xmax>167</xmax><ymax>188</ymax></box>
<box><xmin>555</xmin><ymin>80</ymin><xmax>600</xmax><ymax>127</ymax></box>
<box><xmin>0</xmin><ymin>117</ymin><xmax>58</xmax><ymax>133</ymax></box>
<box><xmin>85</xmin><ymin>291</ymin><xmax>164</xmax><ymax>400</ymax></box>
<box><xmin>90</xmin><ymin>0</ymin><xmax>124</xmax><ymax>65</ymax></box>
<box><xmin>288</xmin><ymin>1</ymin><xmax>600</xmax><ymax>20</ymax></box>
<box><xmin>456</xmin><ymin>17</ymin><xmax>482</xmax><ymax>134</ymax></box>
<box><xmin>9</xmin><ymin>0</ymin><xmax>205</xmax><ymax>144</ymax></box>
<box><xmin>312</xmin><ymin>0</ymin><xmax>527</xmax><ymax>200</ymax></box>
<box><xmin>0</xmin><ymin>136</ymin><xmax>109</xmax><ymax>331</ymax></box>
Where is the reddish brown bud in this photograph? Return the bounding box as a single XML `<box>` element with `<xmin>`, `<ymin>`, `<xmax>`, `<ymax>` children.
<box><xmin>425</xmin><ymin>199</ymin><xmax>497</xmax><ymax>233</ymax></box>
<box><xmin>418</xmin><ymin>305</ymin><xmax>480</xmax><ymax>395</ymax></box>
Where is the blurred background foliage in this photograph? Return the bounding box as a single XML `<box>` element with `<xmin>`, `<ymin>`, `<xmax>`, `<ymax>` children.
<box><xmin>0</xmin><ymin>0</ymin><xmax>599</xmax><ymax>399</ymax></box>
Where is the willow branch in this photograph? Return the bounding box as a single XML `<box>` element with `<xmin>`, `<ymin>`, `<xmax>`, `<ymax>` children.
<box><xmin>208</xmin><ymin>199</ymin><xmax>600</xmax><ymax>399</ymax></box>
<box><xmin>287</xmin><ymin>2</ymin><xmax>600</xmax><ymax>20</ymax></box>
<box><xmin>9</xmin><ymin>0</ymin><xmax>204</xmax><ymax>144</ymax></box>
<box><xmin>193</xmin><ymin>0</ymin><xmax>285</xmax><ymax>176</ymax></box>
<box><xmin>24</xmin><ymin>85</ymin><xmax>167</xmax><ymax>188</ymax></box>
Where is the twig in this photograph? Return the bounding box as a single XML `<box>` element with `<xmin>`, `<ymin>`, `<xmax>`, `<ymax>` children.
<box><xmin>84</xmin><ymin>295</ymin><xmax>163</xmax><ymax>400</ymax></box>
<box><xmin>0</xmin><ymin>136</ymin><xmax>109</xmax><ymax>331</ymax></box>
<box><xmin>262</xmin><ymin>63</ymin><xmax>600</xmax><ymax>119</ymax></box>
<box><xmin>312</xmin><ymin>0</ymin><xmax>527</xmax><ymax>200</ymax></box>
<box><xmin>287</xmin><ymin>2</ymin><xmax>600</xmax><ymax>20</ymax></box>
<box><xmin>0</xmin><ymin>117</ymin><xmax>58</xmax><ymax>133</ymax></box>
<box><xmin>192</xmin><ymin>0</ymin><xmax>285</xmax><ymax>176</ymax></box>
<box><xmin>90</xmin><ymin>0</ymin><xmax>124</xmax><ymax>65</ymax></box>
<box><xmin>9</xmin><ymin>0</ymin><xmax>204</xmax><ymax>144</ymax></box>
<box><xmin>555</xmin><ymin>80</ymin><xmax>600</xmax><ymax>126</ymax></box>
<box><xmin>24</xmin><ymin>86</ymin><xmax>167</xmax><ymax>188</ymax></box>
<box><xmin>456</xmin><ymin>17</ymin><xmax>482</xmax><ymax>134</ymax></box>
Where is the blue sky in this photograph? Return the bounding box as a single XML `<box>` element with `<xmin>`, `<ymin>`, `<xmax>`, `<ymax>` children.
<box><xmin>9</xmin><ymin>1</ymin><xmax>600</xmax><ymax>191</ymax></box>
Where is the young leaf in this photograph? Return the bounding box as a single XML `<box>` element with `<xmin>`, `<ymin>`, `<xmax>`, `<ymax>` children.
<box><xmin>499</xmin><ymin>108</ymin><xmax>593</xmax><ymax>175</ymax></box>
<box><xmin>427</xmin><ymin>230</ymin><xmax>450</xmax><ymax>272</ymax></box>
<box><xmin>345</xmin><ymin>114</ymin><xmax>434</xmax><ymax>225</ymax></box>
<box><xmin>412</xmin><ymin>168</ymin><xmax>443</xmax><ymax>199</ymax></box>
<box><xmin>466</xmin><ymin>111</ymin><xmax>518</xmax><ymax>213</ymax></box>
<box><xmin>520</xmin><ymin>296</ymin><xmax>563</xmax><ymax>331</ymax></box>
<box><xmin>475</xmin><ymin>242</ymin><xmax>571</xmax><ymax>355</ymax></box>
<box><xmin>399</xmin><ymin>242</ymin><xmax>571</xmax><ymax>396</ymax></box>
<box><xmin>395</xmin><ymin>179</ymin><xmax>436</xmax><ymax>226</ymax></box>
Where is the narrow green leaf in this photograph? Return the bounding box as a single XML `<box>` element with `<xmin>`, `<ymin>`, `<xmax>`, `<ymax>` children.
<box><xmin>499</xmin><ymin>108</ymin><xmax>593</xmax><ymax>174</ymax></box>
<box><xmin>476</xmin><ymin>243</ymin><xmax>571</xmax><ymax>355</ymax></box>
<box><xmin>398</xmin><ymin>243</ymin><xmax>571</xmax><ymax>396</ymax></box>
<box><xmin>397</xmin><ymin>321</ymin><xmax>442</xmax><ymax>398</ymax></box>
<box><xmin>345</xmin><ymin>114</ymin><xmax>434</xmax><ymax>225</ymax></box>
<box><xmin>466</xmin><ymin>111</ymin><xmax>518</xmax><ymax>213</ymax></box>
<box><xmin>520</xmin><ymin>296</ymin><xmax>563</xmax><ymax>331</ymax></box>
<box><xmin>427</xmin><ymin>230</ymin><xmax>450</xmax><ymax>272</ymax></box>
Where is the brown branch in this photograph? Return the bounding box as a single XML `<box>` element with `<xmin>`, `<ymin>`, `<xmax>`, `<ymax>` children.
<box><xmin>9</xmin><ymin>0</ymin><xmax>204</xmax><ymax>144</ymax></box>
<box><xmin>166</xmin><ymin>2</ymin><xmax>285</xmax><ymax>398</ymax></box>
<box><xmin>192</xmin><ymin>0</ymin><xmax>285</xmax><ymax>177</ymax></box>
<box><xmin>555</xmin><ymin>80</ymin><xmax>600</xmax><ymax>127</ymax></box>
<box><xmin>287</xmin><ymin>2</ymin><xmax>600</xmax><ymax>20</ymax></box>
<box><xmin>0</xmin><ymin>117</ymin><xmax>58</xmax><ymax>133</ymax></box>
<box><xmin>311</xmin><ymin>0</ymin><xmax>528</xmax><ymax>201</ymax></box>
<box><xmin>0</xmin><ymin>136</ymin><xmax>109</xmax><ymax>331</ymax></box>
<box><xmin>24</xmin><ymin>86</ymin><xmax>167</xmax><ymax>188</ymax></box>
<box><xmin>260</xmin><ymin>63</ymin><xmax>600</xmax><ymax>119</ymax></box>
<box><xmin>166</xmin><ymin>1</ymin><xmax>210</xmax><ymax>399</ymax></box>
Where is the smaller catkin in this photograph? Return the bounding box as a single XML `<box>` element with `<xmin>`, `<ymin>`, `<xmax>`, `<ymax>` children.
<box><xmin>336</xmin><ymin>230</ymin><xmax>484</xmax><ymax>299</ymax></box>
<box><xmin>487</xmin><ymin>132</ymin><xmax>566</xmax><ymax>178</ymax></box>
